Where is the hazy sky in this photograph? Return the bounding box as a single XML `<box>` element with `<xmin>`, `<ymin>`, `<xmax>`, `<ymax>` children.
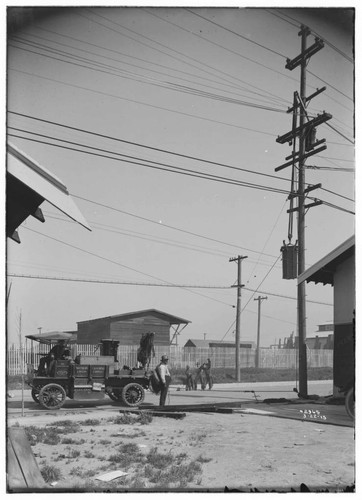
<box><xmin>6</xmin><ymin>5</ymin><xmax>355</xmax><ymax>347</ymax></box>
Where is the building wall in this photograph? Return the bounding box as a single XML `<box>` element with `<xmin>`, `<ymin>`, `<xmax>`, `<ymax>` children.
<box><xmin>333</xmin><ymin>255</ymin><xmax>355</xmax><ymax>393</ymax></box>
<box><xmin>76</xmin><ymin>313</ymin><xmax>171</xmax><ymax>346</ymax></box>
<box><xmin>77</xmin><ymin>318</ymin><xmax>111</xmax><ymax>344</ymax></box>
<box><xmin>334</xmin><ymin>255</ymin><xmax>355</xmax><ymax>324</ymax></box>
<box><xmin>110</xmin><ymin>315</ymin><xmax>170</xmax><ymax>346</ymax></box>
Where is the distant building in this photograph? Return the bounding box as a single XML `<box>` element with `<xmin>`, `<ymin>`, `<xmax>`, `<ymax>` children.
<box><xmin>306</xmin><ymin>324</ymin><xmax>334</xmax><ymax>350</ymax></box>
<box><xmin>184</xmin><ymin>339</ymin><xmax>255</xmax><ymax>349</ymax></box>
<box><xmin>298</xmin><ymin>236</ymin><xmax>355</xmax><ymax>394</ymax></box>
<box><xmin>305</xmin><ymin>334</ymin><xmax>334</xmax><ymax>350</ymax></box>
<box><xmin>76</xmin><ymin>309</ymin><xmax>190</xmax><ymax>346</ymax></box>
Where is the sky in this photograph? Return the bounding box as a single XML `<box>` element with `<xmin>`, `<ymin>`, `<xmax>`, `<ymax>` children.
<box><xmin>6</xmin><ymin>4</ymin><xmax>356</xmax><ymax>348</ymax></box>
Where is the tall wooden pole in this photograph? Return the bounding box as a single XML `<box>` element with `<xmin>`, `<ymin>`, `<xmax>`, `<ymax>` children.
<box><xmin>254</xmin><ymin>296</ymin><xmax>268</xmax><ymax>368</ymax></box>
<box><xmin>276</xmin><ymin>25</ymin><xmax>328</xmax><ymax>398</ymax></box>
<box><xmin>297</xmin><ymin>26</ymin><xmax>308</xmax><ymax>397</ymax></box>
<box><xmin>230</xmin><ymin>255</ymin><xmax>247</xmax><ymax>382</ymax></box>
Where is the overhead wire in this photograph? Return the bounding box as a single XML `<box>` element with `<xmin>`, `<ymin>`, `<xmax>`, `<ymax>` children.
<box><xmin>11</xmin><ymin>33</ymin><xmax>283</xmax><ymax>106</ymax></box>
<box><xmin>8</xmin><ymin>131</ymin><xmax>293</xmax><ymax>196</ymax></box>
<box><xmin>31</xmin><ymin>25</ymin><xmax>270</xmax><ymax>98</ymax></box>
<box><xmin>8</xmin><ymin>68</ymin><xmax>284</xmax><ymax>136</ymax></box>
<box><xmin>184</xmin><ymin>7</ymin><xmax>288</xmax><ymax>59</ymax></box>
<box><xmin>273</xmin><ymin>9</ymin><xmax>353</xmax><ymax>63</ymax></box>
<box><xmin>8</xmin><ymin>112</ymin><xmax>354</xmax><ymax>209</ymax></box>
<box><xmin>43</xmin><ymin>211</ymin><xmax>280</xmax><ymax>267</ymax></box>
<box><xmin>143</xmin><ymin>7</ymin><xmax>295</xmax><ymax>101</ymax></box>
<box><xmin>6</xmin><ymin>115</ymin><xmax>290</xmax><ymax>183</ymax></box>
<box><xmin>81</xmin><ymin>8</ymin><xmax>300</xmax><ymax>97</ymax></box>
<box><xmin>23</xmin><ymin>227</ymin><xmax>234</xmax><ymax>307</ymax></box>
<box><xmin>8</xmin><ymin>127</ymin><xmax>354</xmax><ymax>214</ymax></box>
<box><xmin>9</xmin><ymin>40</ymin><xmax>287</xmax><ymax>112</ymax></box>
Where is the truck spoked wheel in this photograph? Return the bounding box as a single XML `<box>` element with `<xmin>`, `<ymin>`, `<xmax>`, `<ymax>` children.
<box><xmin>38</xmin><ymin>383</ymin><xmax>66</xmax><ymax>410</ymax></box>
<box><xmin>121</xmin><ymin>383</ymin><xmax>145</xmax><ymax>407</ymax></box>
<box><xmin>345</xmin><ymin>387</ymin><xmax>355</xmax><ymax>419</ymax></box>
<box><xmin>31</xmin><ymin>388</ymin><xmax>40</xmax><ymax>403</ymax></box>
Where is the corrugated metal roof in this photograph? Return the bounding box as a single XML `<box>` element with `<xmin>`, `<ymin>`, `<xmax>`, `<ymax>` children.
<box><xmin>7</xmin><ymin>143</ymin><xmax>91</xmax><ymax>240</ymax></box>
<box><xmin>77</xmin><ymin>309</ymin><xmax>191</xmax><ymax>326</ymax></box>
<box><xmin>297</xmin><ymin>235</ymin><xmax>355</xmax><ymax>286</ymax></box>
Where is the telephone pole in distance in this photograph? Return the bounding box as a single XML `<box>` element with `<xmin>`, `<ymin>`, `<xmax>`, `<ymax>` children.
<box><xmin>230</xmin><ymin>255</ymin><xmax>248</xmax><ymax>382</ymax></box>
<box><xmin>254</xmin><ymin>295</ymin><xmax>268</xmax><ymax>368</ymax></box>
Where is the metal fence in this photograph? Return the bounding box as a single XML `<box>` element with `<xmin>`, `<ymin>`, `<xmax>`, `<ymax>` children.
<box><xmin>7</xmin><ymin>343</ymin><xmax>333</xmax><ymax>376</ymax></box>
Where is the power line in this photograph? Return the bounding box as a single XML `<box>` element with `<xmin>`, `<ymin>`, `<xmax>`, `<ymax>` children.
<box><xmin>273</xmin><ymin>9</ymin><xmax>353</xmax><ymax>63</ymax></box>
<box><xmin>243</xmin><ymin>287</ymin><xmax>332</xmax><ymax>306</ymax></box>
<box><xmin>22</xmin><ymin>227</ymin><xmax>234</xmax><ymax>308</ymax></box>
<box><xmin>325</xmin><ymin>122</ymin><xmax>355</xmax><ymax>144</ymax></box>
<box><xmin>10</xmin><ymin>41</ymin><xmax>287</xmax><ymax>113</ymax></box>
<box><xmin>12</xmin><ymin>33</ymin><xmax>282</xmax><ymax>106</ymax></box>
<box><xmin>7</xmin><ymin>111</ymin><xmax>283</xmax><ymax>180</ymax></box>
<box><xmin>43</xmin><ymin>212</ymin><xmax>280</xmax><ymax>267</ymax></box>
<box><xmin>184</xmin><ymin>7</ymin><xmax>288</xmax><ymax>59</ymax></box>
<box><xmin>8</xmin><ymin>132</ymin><xmax>292</xmax><ymax>196</ymax></box>
<box><xmin>7</xmin><ymin>121</ymin><xmax>290</xmax><ymax>186</ymax></box>
<box><xmin>31</xmin><ymin>25</ymin><xmax>264</xmax><ymax>97</ymax></box>
<box><xmin>9</xmin><ymin>112</ymin><xmax>354</xmax><ymax>208</ymax></box>
<box><xmin>9</xmin><ymin>130</ymin><xmax>354</xmax><ymax>215</ymax></box>
<box><xmin>7</xmin><ymin>273</ymin><xmax>231</xmax><ymax>289</ymax></box>
<box><xmin>81</xmin><ymin>8</ymin><xmax>299</xmax><ymax>101</ymax></box>
<box><xmin>69</xmin><ymin>195</ymin><xmax>279</xmax><ymax>259</ymax></box>
<box><xmin>8</xmin><ymin>69</ymin><xmax>283</xmax><ymax>136</ymax></box>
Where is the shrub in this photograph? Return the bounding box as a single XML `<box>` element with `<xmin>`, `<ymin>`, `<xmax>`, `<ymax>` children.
<box><xmin>24</xmin><ymin>426</ymin><xmax>61</xmax><ymax>446</ymax></box>
<box><xmin>110</xmin><ymin>414</ymin><xmax>135</xmax><ymax>425</ymax></box>
<box><xmin>138</xmin><ymin>411</ymin><xmax>153</xmax><ymax>425</ymax></box>
<box><xmin>64</xmin><ymin>446</ymin><xmax>81</xmax><ymax>458</ymax></box>
<box><xmin>84</xmin><ymin>450</ymin><xmax>95</xmax><ymax>458</ymax></box>
<box><xmin>61</xmin><ymin>437</ymin><xmax>86</xmax><ymax>445</ymax></box>
<box><xmin>195</xmin><ymin>454</ymin><xmax>212</xmax><ymax>463</ymax></box>
<box><xmin>83</xmin><ymin>419</ymin><xmax>101</xmax><ymax>426</ymax></box>
<box><xmin>146</xmin><ymin>447</ymin><xmax>172</xmax><ymax>469</ymax></box>
<box><xmin>40</xmin><ymin>464</ymin><xmax>62</xmax><ymax>483</ymax></box>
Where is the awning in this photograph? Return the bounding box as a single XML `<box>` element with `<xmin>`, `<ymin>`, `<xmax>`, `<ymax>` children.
<box><xmin>25</xmin><ymin>331</ymin><xmax>77</xmax><ymax>344</ymax></box>
<box><xmin>297</xmin><ymin>235</ymin><xmax>355</xmax><ymax>286</ymax></box>
<box><xmin>7</xmin><ymin>143</ymin><xmax>91</xmax><ymax>242</ymax></box>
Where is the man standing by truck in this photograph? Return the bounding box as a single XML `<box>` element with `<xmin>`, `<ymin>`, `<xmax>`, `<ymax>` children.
<box><xmin>157</xmin><ymin>354</ymin><xmax>171</xmax><ymax>406</ymax></box>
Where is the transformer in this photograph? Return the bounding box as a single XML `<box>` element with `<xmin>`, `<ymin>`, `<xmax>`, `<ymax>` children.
<box><xmin>281</xmin><ymin>242</ymin><xmax>298</xmax><ymax>279</ymax></box>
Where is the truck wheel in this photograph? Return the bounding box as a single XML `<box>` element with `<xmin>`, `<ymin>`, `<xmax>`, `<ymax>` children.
<box><xmin>31</xmin><ymin>388</ymin><xmax>40</xmax><ymax>403</ymax></box>
<box><xmin>38</xmin><ymin>383</ymin><xmax>66</xmax><ymax>410</ymax></box>
<box><xmin>121</xmin><ymin>383</ymin><xmax>145</xmax><ymax>407</ymax></box>
<box><xmin>345</xmin><ymin>387</ymin><xmax>355</xmax><ymax>419</ymax></box>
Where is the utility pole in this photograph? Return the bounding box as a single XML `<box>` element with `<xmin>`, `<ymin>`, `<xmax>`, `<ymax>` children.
<box><xmin>229</xmin><ymin>255</ymin><xmax>247</xmax><ymax>382</ymax></box>
<box><xmin>19</xmin><ymin>311</ymin><xmax>24</xmax><ymax>417</ymax></box>
<box><xmin>276</xmin><ymin>25</ymin><xmax>331</xmax><ymax>398</ymax></box>
<box><xmin>254</xmin><ymin>296</ymin><xmax>267</xmax><ymax>368</ymax></box>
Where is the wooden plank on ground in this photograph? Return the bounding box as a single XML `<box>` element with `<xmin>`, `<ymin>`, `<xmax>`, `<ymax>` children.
<box><xmin>119</xmin><ymin>409</ymin><xmax>186</xmax><ymax>419</ymax></box>
<box><xmin>141</xmin><ymin>401</ymin><xmax>243</xmax><ymax>412</ymax></box>
<box><xmin>7</xmin><ymin>427</ymin><xmax>47</xmax><ymax>492</ymax></box>
<box><xmin>7</xmin><ymin>437</ymin><xmax>27</xmax><ymax>491</ymax></box>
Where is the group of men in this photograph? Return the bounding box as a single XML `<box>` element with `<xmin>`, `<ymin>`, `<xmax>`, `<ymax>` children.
<box><xmin>185</xmin><ymin>359</ymin><xmax>212</xmax><ymax>391</ymax></box>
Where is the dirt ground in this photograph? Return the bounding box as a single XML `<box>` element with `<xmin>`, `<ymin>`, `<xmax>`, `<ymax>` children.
<box><xmin>7</xmin><ymin>404</ymin><xmax>355</xmax><ymax>493</ymax></box>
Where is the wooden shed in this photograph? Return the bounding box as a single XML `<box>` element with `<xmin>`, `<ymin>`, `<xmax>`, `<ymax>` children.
<box><xmin>298</xmin><ymin>236</ymin><xmax>355</xmax><ymax>395</ymax></box>
<box><xmin>76</xmin><ymin>309</ymin><xmax>190</xmax><ymax>346</ymax></box>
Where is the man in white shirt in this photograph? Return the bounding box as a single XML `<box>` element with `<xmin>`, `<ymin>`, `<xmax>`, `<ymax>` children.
<box><xmin>157</xmin><ymin>354</ymin><xmax>171</xmax><ymax>406</ymax></box>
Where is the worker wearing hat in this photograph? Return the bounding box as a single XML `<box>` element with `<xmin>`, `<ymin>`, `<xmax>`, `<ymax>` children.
<box><xmin>157</xmin><ymin>354</ymin><xmax>171</xmax><ymax>406</ymax></box>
